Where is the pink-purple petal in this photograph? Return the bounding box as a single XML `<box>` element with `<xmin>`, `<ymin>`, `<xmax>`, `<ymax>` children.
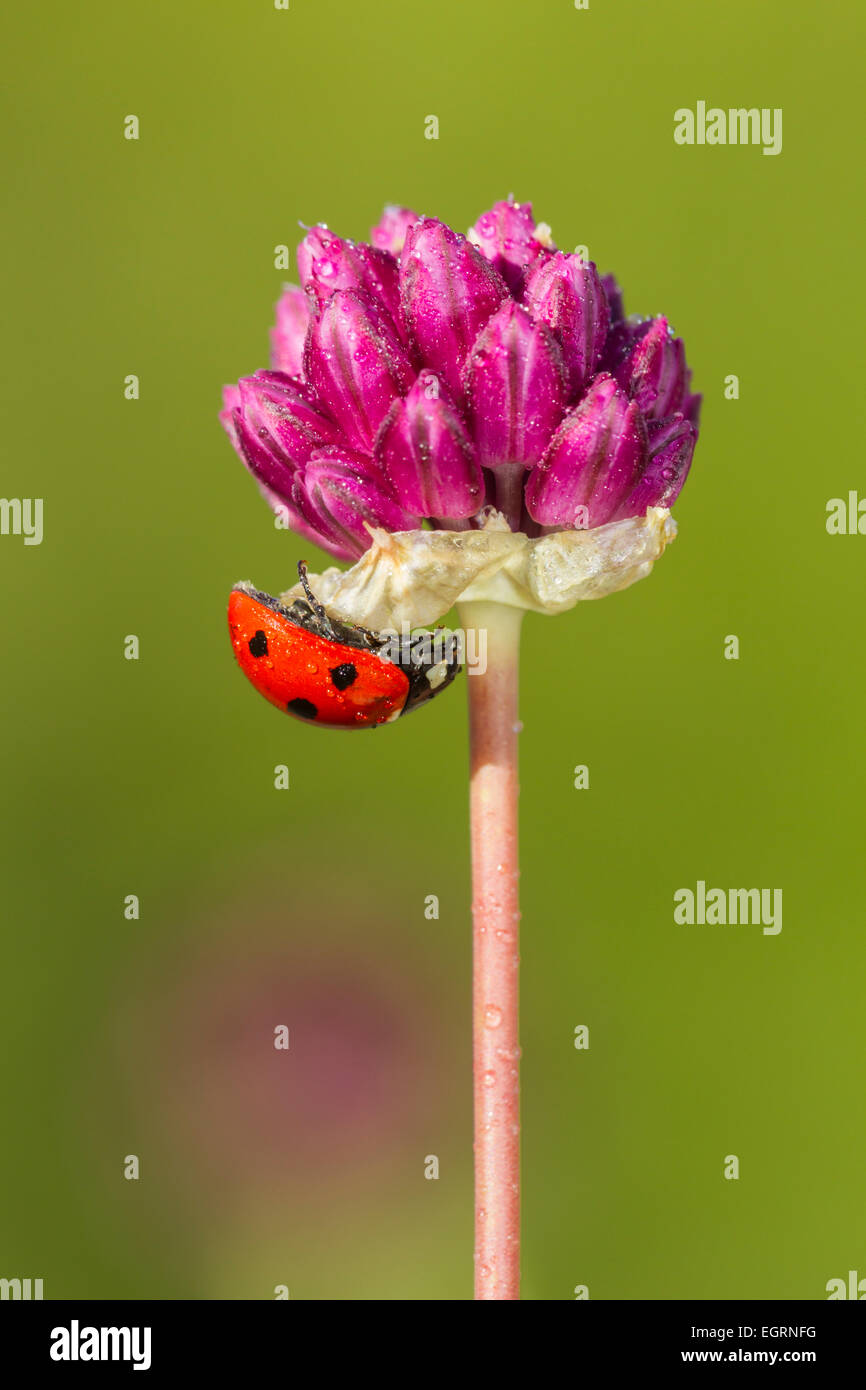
<box><xmin>238</xmin><ymin>370</ymin><xmax>344</xmax><ymax>466</ymax></box>
<box><xmin>523</xmin><ymin>251</ymin><xmax>610</xmax><ymax>400</ymax></box>
<box><xmin>463</xmin><ymin>302</ymin><xmax>566</xmax><ymax>468</ymax></box>
<box><xmin>370</xmin><ymin>205</ymin><xmax>420</xmax><ymax>257</ymax></box>
<box><xmin>270</xmin><ymin>285</ymin><xmax>311</xmax><ymax>376</ymax></box>
<box><xmin>301</xmin><ymin>447</ymin><xmax>421</xmax><ymax>558</ymax></box>
<box><xmin>611</xmin><ymin>316</ymin><xmax>688</xmax><ymax>419</ymax></box>
<box><xmin>376</xmin><ymin>372</ymin><xmax>483</xmax><ymax>519</ymax></box>
<box><xmin>400</xmin><ymin>218</ymin><xmax>508</xmax><ymax>406</ymax></box>
<box><xmin>470</xmin><ymin>197</ymin><xmax>549</xmax><ymax>295</ymax></box>
<box><xmin>255</xmin><ymin>479</ymin><xmax>354</xmax><ymax>559</ymax></box>
<box><xmin>600</xmin><ymin>273</ymin><xmax>625</xmax><ymax>325</ymax></box>
<box><xmin>223</xmin><ymin>370</ymin><xmax>341</xmax><ymax>506</ymax></box>
<box><xmin>304</xmin><ymin>289</ymin><xmax>415</xmax><ymax>453</ymax></box>
<box><xmin>611</xmin><ymin>414</ymin><xmax>696</xmax><ymax>520</ymax></box>
<box><xmin>297</xmin><ymin>225</ymin><xmax>402</xmax><ymax>324</ymax></box>
<box><xmin>525</xmin><ymin>374</ymin><xmax>648</xmax><ymax>529</ymax></box>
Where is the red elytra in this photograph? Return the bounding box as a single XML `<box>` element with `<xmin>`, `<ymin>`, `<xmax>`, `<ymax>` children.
<box><xmin>227</xmin><ymin>566</ymin><xmax>461</xmax><ymax>728</ymax></box>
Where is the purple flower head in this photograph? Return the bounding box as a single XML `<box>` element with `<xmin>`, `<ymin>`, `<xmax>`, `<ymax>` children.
<box><xmin>222</xmin><ymin>201</ymin><xmax>700</xmax><ymax>561</ymax></box>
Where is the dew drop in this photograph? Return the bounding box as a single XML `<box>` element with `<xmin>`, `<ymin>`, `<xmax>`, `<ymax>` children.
<box><xmin>484</xmin><ymin>1004</ymin><xmax>503</xmax><ymax>1029</ymax></box>
<box><xmin>482</xmin><ymin>1070</ymin><xmax>496</xmax><ymax>1088</ymax></box>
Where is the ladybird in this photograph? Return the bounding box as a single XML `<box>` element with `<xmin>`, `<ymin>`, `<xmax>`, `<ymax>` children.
<box><xmin>228</xmin><ymin>562</ymin><xmax>461</xmax><ymax>728</ymax></box>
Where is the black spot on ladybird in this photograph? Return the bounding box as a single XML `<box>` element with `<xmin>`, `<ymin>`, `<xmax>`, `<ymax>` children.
<box><xmin>248</xmin><ymin>630</ymin><xmax>268</xmax><ymax>658</ymax></box>
<box><xmin>287</xmin><ymin>697</ymin><xmax>318</xmax><ymax>720</ymax></box>
<box><xmin>329</xmin><ymin>662</ymin><xmax>358</xmax><ymax>691</ymax></box>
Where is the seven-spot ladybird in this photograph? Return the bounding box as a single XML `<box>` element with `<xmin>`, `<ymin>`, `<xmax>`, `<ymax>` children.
<box><xmin>228</xmin><ymin>562</ymin><xmax>461</xmax><ymax>728</ymax></box>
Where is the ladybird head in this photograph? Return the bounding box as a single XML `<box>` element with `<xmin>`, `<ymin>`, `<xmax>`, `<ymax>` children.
<box><xmin>380</xmin><ymin>627</ymin><xmax>462</xmax><ymax>717</ymax></box>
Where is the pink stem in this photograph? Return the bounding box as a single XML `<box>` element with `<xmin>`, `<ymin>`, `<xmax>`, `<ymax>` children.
<box><xmin>458</xmin><ymin>599</ymin><xmax>524</xmax><ymax>1301</ymax></box>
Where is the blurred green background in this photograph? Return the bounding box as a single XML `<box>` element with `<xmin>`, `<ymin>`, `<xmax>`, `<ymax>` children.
<box><xmin>2</xmin><ymin>0</ymin><xmax>864</xmax><ymax>1300</ymax></box>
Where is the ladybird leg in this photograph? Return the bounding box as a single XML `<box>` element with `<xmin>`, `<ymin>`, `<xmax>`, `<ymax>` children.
<box><xmin>297</xmin><ymin>560</ymin><xmax>336</xmax><ymax>640</ymax></box>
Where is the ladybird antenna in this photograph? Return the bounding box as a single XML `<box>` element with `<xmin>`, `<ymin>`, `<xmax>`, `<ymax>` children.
<box><xmin>297</xmin><ymin>560</ymin><xmax>336</xmax><ymax>638</ymax></box>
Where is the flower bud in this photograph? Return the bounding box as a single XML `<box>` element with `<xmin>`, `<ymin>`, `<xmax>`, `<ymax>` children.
<box><xmin>297</xmin><ymin>225</ymin><xmax>401</xmax><ymax>325</ymax></box>
<box><xmin>400</xmin><ymin>218</ymin><xmax>508</xmax><ymax>406</ymax></box>
<box><xmin>239</xmin><ymin>369</ymin><xmax>342</xmax><ymax>461</ymax></box>
<box><xmin>223</xmin><ymin>372</ymin><xmax>342</xmax><ymax>503</ymax></box>
<box><xmin>469</xmin><ymin>198</ymin><xmax>550</xmax><ymax>294</ymax></box>
<box><xmin>301</xmin><ymin>448</ymin><xmax>420</xmax><ymax>558</ymax></box>
<box><xmin>370</xmin><ymin>205</ymin><xmax>420</xmax><ymax>256</ymax></box>
<box><xmin>600</xmin><ymin>273</ymin><xmax>625</xmax><ymax>325</ymax></box>
<box><xmin>463</xmin><ymin>302</ymin><xmax>566</xmax><ymax>468</ymax></box>
<box><xmin>611</xmin><ymin>316</ymin><xmax>688</xmax><ymax>419</ymax></box>
<box><xmin>304</xmin><ymin>289</ymin><xmax>415</xmax><ymax>453</ymax></box>
<box><xmin>270</xmin><ymin>285</ymin><xmax>311</xmax><ymax>376</ymax></box>
<box><xmin>525</xmin><ymin>374</ymin><xmax>648</xmax><ymax>529</ymax></box>
<box><xmin>219</xmin><ymin>383</ymin><xmax>241</xmax><ymax>440</ymax></box>
<box><xmin>523</xmin><ymin>251</ymin><xmax>610</xmax><ymax>398</ymax></box>
<box><xmin>611</xmin><ymin>414</ymin><xmax>696</xmax><ymax>520</ymax></box>
<box><xmin>376</xmin><ymin>372</ymin><xmax>483</xmax><ymax>519</ymax></box>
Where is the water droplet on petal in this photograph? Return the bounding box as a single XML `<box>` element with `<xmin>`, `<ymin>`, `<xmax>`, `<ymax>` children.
<box><xmin>484</xmin><ymin>1004</ymin><xmax>503</xmax><ymax>1029</ymax></box>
